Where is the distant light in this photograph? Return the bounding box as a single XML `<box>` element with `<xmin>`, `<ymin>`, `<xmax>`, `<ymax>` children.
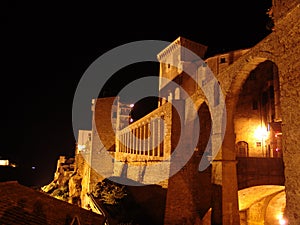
<box><xmin>32</xmin><ymin>166</ymin><xmax>36</xmax><ymax>170</ymax></box>
<box><xmin>279</xmin><ymin>218</ymin><xmax>286</xmax><ymax>225</ymax></box>
<box><xmin>0</xmin><ymin>160</ymin><xmax>9</xmax><ymax>166</ymax></box>
<box><xmin>277</xmin><ymin>213</ymin><xmax>287</xmax><ymax>225</ymax></box>
<box><xmin>254</xmin><ymin>126</ymin><xmax>269</xmax><ymax>139</ymax></box>
<box><xmin>78</xmin><ymin>144</ymin><xmax>86</xmax><ymax>150</ymax></box>
<box><xmin>129</xmin><ymin>104</ymin><xmax>134</xmax><ymax>108</ymax></box>
<box><xmin>130</xmin><ymin>118</ymin><xmax>134</xmax><ymax>122</ymax></box>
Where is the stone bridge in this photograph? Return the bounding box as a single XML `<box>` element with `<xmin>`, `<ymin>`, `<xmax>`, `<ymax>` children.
<box><xmin>85</xmin><ymin>2</ymin><xmax>300</xmax><ymax>224</ymax></box>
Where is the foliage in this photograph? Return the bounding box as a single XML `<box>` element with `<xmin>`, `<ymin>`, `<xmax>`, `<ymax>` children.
<box><xmin>92</xmin><ymin>180</ymin><xmax>127</xmax><ymax>205</ymax></box>
<box><xmin>41</xmin><ymin>181</ymin><xmax>57</xmax><ymax>193</ymax></box>
<box><xmin>50</xmin><ymin>183</ymin><xmax>69</xmax><ymax>201</ymax></box>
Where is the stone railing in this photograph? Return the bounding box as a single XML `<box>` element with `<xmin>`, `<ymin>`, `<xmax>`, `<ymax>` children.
<box><xmin>115</xmin><ymin>102</ymin><xmax>173</xmax><ymax>164</ymax></box>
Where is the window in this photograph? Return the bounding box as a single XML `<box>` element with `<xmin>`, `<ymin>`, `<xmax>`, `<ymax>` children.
<box><xmin>220</xmin><ymin>57</ymin><xmax>226</xmax><ymax>63</ymax></box>
<box><xmin>236</xmin><ymin>141</ymin><xmax>249</xmax><ymax>157</ymax></box>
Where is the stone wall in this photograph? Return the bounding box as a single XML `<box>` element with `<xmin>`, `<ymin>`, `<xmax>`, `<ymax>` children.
<box><xmin>199</xmin><ymin>3</ymin><xmax>300</xmax><ymax>224</ymax></box>
<box><xmin>90</xmin><ymin>97</ymin><xmax>116</xmax><ymax>183</ymax></box>
<box><xmin>114</xmin><ymin>101</ymin><xmax>173</xmax><ymax>186</ymax></box>
<box><xmin>237</xmin><ymin>157</ymin><xmax>284</xmax><ymax>190</ymax></box>
<box><xmin>164</xmin><ymin>102</ymin><xmax>212</xmax><ymax>225</ymax></box>
<box><xmin>61</xmin><ymin>3</ymin><xmax>300</xmax><ymax>224</ymax></box>
<box><xmin>272</xmin><ymin>0</ymin><xmax>300</xmax><ymax>22</ymax></box>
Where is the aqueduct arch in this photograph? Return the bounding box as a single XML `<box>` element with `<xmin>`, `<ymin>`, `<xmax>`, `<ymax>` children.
<box><xmin>83</xmin><ymin>3</ymin><xmax>300</xmax><ymax>224</ymax></box>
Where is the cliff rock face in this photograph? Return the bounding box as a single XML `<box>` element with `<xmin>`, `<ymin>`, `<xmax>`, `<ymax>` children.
<box><xmin>68</xmin><ymin>173</ymin><xmax>82</xmax><ymax>206</ymax></box>
<box><xmin>41</xmin><ymin>155</ymin><xmax>85</xmax><ymax>206</ymax></box>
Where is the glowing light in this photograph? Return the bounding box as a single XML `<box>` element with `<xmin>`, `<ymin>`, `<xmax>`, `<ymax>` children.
<box><xmin>78</xmin><ymin>144</ymin><xmax>86</xmax><ymax>150</ymax></box>
<box><xmin>129</xmin><ymin>104</ymin><xmax>134</xmax><ymax>108</ymax></box>
<box><xmin>279</xmin><ymin>218</ymin><xmax>286</xmax><ymax>225</ymax></box>
<box><xmin>0</xmin><ymin>160</ymin><xmax>9</xmax><ymax>166</ymax></box>
<box><xmin>130</xmin><ymin>118</ymin><xmax>134</xmax><ymax>122</ymax></box>
<box><xmin>277</xmin><ymin>213</ymin><xmax>287</xmax><ymax>225</ymax></box>
<box><xmin>254</xmin><ymin>126</ymin><xmax>269</xmax><ymax>139</ymax></box>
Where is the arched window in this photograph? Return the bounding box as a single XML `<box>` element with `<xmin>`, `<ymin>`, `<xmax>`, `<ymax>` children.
<box><xmin>174</xmin><ymin>87</ymin><xmax>180</xmax><ymax>100</ymax></box>
<box><xmin>236</xmin><ymin>141</ymin><xmax>249</xmax><ymax>157</ymax></box>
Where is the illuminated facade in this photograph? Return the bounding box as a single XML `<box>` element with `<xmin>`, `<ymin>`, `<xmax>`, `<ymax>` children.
<box><xmin>73</xmin><ymin>1</ymin><xmax>300</xmax><ymax>224</ymax></box>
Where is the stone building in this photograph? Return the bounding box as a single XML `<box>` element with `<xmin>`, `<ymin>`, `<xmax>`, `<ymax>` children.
<box><xmin>64</xmin><ymin>1</ymin><xmax>300</xmax><ymax>225</ymax></box>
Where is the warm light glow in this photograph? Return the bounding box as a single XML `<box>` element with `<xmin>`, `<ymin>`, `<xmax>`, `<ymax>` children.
<box><xmin>130</xmin><ymin>104</ymin><xmax>134</xmax><ymax>108</ymax></box>
<box><xmin>78</xmin><ymin>144</ymin><xmax>86</xmax><ymax>150</ymax></box>
<box><xmin>277</xmin><ymin>213</ymin><xmax>287</xmax><ymax>225</ymax></box>
<box><xmin>0</xmin><ymin>160</ymin><xmax>9</xmax><ymax>166</ymax></box>
<box><xmin>279</xmin><ymin>218</ymin><xmax>286</xmax><ymax>225</ymax></box>
<box><xmin>254</xmin><ymin>126</ymin><xmax>269</xmax><ymax>139</ymax></box>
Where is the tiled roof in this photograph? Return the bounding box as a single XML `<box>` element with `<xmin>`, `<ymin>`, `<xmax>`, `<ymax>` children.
<box><xmin>0</xmin><ymin>181</ymin><xmax>106</xmax><ymax>225</ymax></box>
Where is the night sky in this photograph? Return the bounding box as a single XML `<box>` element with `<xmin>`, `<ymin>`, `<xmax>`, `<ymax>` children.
<box><xmin>2</xmin><ymin>1</ymin><xmax>273</xmax><ymax>186</ymax></box>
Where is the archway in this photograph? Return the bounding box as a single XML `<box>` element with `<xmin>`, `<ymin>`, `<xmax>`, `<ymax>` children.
<box><xmin>193</xmin><ymin>101</ymin><xmax>213</xmax><ymax>220</ymax></box>
<box><xmin>236</xmin><ymin>141</ymin><xmax>249</xmax><ymax>157</ymax></box>
<box><xmin>238</xmin><ymin>185</ymin><xmax>285</xmax><ymax>225</ymax></box>
<box><xmin>234</xmin><ymin>60</ymin><xmax>282</xmax><ymax>159</ymax></box>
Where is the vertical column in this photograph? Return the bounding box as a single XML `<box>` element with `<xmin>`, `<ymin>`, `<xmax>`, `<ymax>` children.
<box><xmin>160</xmin><ymin>117</ymin><xmax>164</xmax><ymax>157</ymax></box>
<box><xmin>122</xmin><ymin>133</ymin><xmax>125</xmax><ymax>153</ymax></box>
<box><xmin>211</xmin><ymin>102</ymin><xmax>240</xmax><ymax>225</ymax></box>
<box><xmin>148</xmin><ymin>122</ymin><xmax>151</xmax><ymax>157</ymax></box>
<box><xmin>143</xmin><ymin>124</ymin><xmax>147</xmax><ymax>156</ymax></box>
<box><xmin>129</xmin><ymin>129</ymin><xmax>133</xmax><ymax>154</ymax></box>
<box><xmin>132</xmin><ymin>128</ymin><xmax>136</xmax><ymax>154</ymax></box>
<box><xmin>139</xmin><ymin>126</ymin><xmax>142</xmax><ymax>155</ymax></box>
<box><xmin>152</xmin><ymin>119</ymin><xmax>157</xmax><ymax>156</ymax></box>
<box><xmin>124</xmin><ymin>132</ymin><xmax>127</xmax><ymax>153</ymax></box>
<box><xmin>135</xmin><ymin>128</ymin><xmax>138</xmax><ymax>154</ymax></box>
<box><xmin>120</xmin><ymin>133</ymin><xmax>123</xmax><ymax>152</ymax></box>
<box><xmin>141</xmin><ymin>125</ymin><xmax>144</xmax><ymax>155</ymax></box>
<box><xmin>125</xmin><ymin>131</ymin><xmax>129</xmax><ymax>153</ymax></box>
<box><xmin>157</xmin><ymin>118</ymin><xmax>161</xmax><ymax>156</ymax></box>
<box><xmin>127</xmin><ymin>131</ymin><xmax>130</xmax><ymax>153</ymax></box>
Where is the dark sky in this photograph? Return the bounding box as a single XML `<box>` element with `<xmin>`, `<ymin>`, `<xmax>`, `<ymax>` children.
<box><xmin>2</xmin><ymin>1</ymin><xmax>273</xmax><ymax>186</ymax></box>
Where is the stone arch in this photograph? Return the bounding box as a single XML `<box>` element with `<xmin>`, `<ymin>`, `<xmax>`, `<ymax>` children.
<box><xmin>265</xmin><ymin>190</ymin><xmax>286</xmax><ymax>225</ymax></box>
<box><xmin>238</xmin><ymin>185</ymin><xmax>285</xmax><ymax>225</ymax></box>
<box><xmin>223</xmin><ymin>57</ymin><xmax>282</xmax><ymax>160</ymax></box>
<box><xmin>195</xmin><ymin>101</ymin><xmax>212</xmax><ymax>161</ymax></box>
<box><xmin>212</xmin><ymin>57</ymin><xmax>281</xmax><ymax>225</ymax></box>
<box><xmin>193</xmin><ymin>101</ymin><xmax>213</xmax><ymax>220</ymax></box>
<box><xmin>231</xmin><ymin>60</ymin><xmax>281</xmax><ymax>158</ymax></box>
